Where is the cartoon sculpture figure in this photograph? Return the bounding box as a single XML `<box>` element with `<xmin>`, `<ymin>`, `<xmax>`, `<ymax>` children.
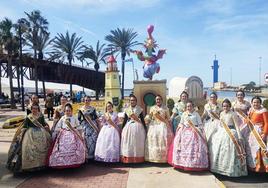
<box><xmin>134</xmin><ymin>25</ymin><xmax>166</xmax><ymax>80</ymax></box>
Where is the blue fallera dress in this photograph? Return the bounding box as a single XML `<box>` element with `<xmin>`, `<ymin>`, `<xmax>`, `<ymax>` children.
<box><xmin>78</xmin><ymin>106</ymin><xmax>99</xmax><ymax>160</ymax></box>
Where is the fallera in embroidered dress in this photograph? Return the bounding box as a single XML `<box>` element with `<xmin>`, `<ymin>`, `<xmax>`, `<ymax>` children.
<box><xmin>145</xmin><ymin>105</ymin><xmax>174</xmax><ymax>163</ymax></box>
<box><xmin>203</xmin><ymin>103</ymin><xmax>222</xmax><ymax>141</ymax></box>
<box><xmin>6</xmin><ymin>114</ymin><xmax>51</xmax><ymax>172</ymax></box>
<box><xmin>78</xmin><ymin>106</ymin><xmax>99</xmax><ymax>159</ymax></box>
<box><xmin>209</xmin><ymin>111</ymin><xmax>247</xmax><ymax>177</ymax></box>
<box><xmin>171</xmin><ymin>101</ymin><xmax>186</xmax><ymax>134</ymax></box>
<box><xmin>120</xmin><ymin>105</ymin><xmax>146</xmax><ymax>163</ymax></box>
<box><xmin>95</xmin><ymin>112</ymin><xmax>121</xmax><ymax>162</ymax></box>
<box><xmin>232</xmin><ymin>100</ymin><xmax>251</xmax><ymax>131</ymax></box>
<box><xmin>48</xmin><ymin>115</ymin><xmax>86</xmax><ymax>168</ymax></box>
<box><xmin>243</xmin><ymin>108</ymin><xmax>268</xmax><ymax>172</ymax></box>
<box><xmin>169</xmin><ymin>111</ymin><xmax>209</xmax><ymax>171</ymax></box>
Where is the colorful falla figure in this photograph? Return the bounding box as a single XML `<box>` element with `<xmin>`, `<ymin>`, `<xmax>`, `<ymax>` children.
<box><xmin>134</xmin><ymin>25</ymin><xmax>166</xmax><ymax>80</ymax></box>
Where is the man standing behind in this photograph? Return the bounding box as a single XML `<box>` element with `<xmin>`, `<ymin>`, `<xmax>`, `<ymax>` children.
<box><xmin>45</xmin><ymin>94</ymin><xmax>54</xmax><ymax>120</ymax></box>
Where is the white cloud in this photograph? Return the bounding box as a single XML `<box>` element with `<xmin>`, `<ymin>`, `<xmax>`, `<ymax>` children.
<box><xmin>50</xmin><ymin>16</ymin><xmax>97</xmax><ymax>38</ymax></box>
<box><xmin>205</xmin><ymin>13</ymin><xmax>268</xmax><ymax>32</ymax></box>
<box><xmin>197</xmin><ymin>0</ymin><xmax>236</xmax><ymax>15</ymax></box>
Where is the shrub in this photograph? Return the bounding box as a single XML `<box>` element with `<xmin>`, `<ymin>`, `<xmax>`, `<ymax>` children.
<box><xmin>116</xmin><ymin>99</ymin><xmax>124</xmax><ymax>112</ymax></box>
<box><xmin>167</xmin><ymin>98</ymin><xmax>175</xmax><ymax>115</ymax></box>
<box><xmin>263</xmin><ymin>99</ymin><xmax>268</xmax><ymax>110</ymax></box>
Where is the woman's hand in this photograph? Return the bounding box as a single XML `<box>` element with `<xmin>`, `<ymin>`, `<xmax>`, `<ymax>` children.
<box><xmin>261</xmin><ymin>134</ymin><xmax>267</xmax><ymax>142</ymax></box>
<box><xmin>44</xmin><ymin>125</ymin><xmax>50</xmax><ymax>133</ymax></box>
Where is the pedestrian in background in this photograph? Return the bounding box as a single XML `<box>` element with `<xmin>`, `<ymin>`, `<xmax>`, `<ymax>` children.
<box><xmin>45</xmin><ymin>93</ymin><xmax>54</xmax><ymax>120</ymax></box>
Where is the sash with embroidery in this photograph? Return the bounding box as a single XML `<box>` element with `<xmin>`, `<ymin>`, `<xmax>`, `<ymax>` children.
<box><xmin>64</xmin><ymin>118</ymin><xmax>84</xmax><ymax>143</ymax></box>
<box><xmin>129</xmin><ymin>113</ymin><xmax>142</xmax><ymax>124</ymax></box>
<box><xmin>211</xmin><ymin>111</ymin><xmax>246</xmax><ymax>166</ymax></box>
<box><xmin>236</xmin><ymin>109</ymin><xmax>268</xmax><ymax>158</ymax></box>
<box><xmin>79</xmin><ymin>110</ymin><xmax>99</xmax><ymax>133</ymax></box>
<box><xmin>105</xmin><ymin>113</ymin><xmax>121</xmax><ymax>136</ymax></box>
<box><xmin>28</xmin><ymin>114</ymin><xmax>46</xmax><ymax>129</ymax></box>
<box><xmin>153</xmin><ymin>111</ymin><xmax>172</xmax><ymax>130</ymax></box>
<box><xmin>185</xmin><ymin>115</ymin><xmax>207</xmax><ymax>143</ymax></box>
<box><xmin>125</xmin><ymin>106</ymin><xmax>142</xmax><ymax>124</ymax></box>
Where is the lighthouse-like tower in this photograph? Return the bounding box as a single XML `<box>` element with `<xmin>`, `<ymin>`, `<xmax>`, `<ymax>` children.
<box><xmin>105</xmin><ymin>55</ymin><xmax>121</xmax><ymax>107</ymax></box>
<box><xmin>211</xmin><ymin>55</ymin><xmax>219</xmax><ymax>84</ymax></box>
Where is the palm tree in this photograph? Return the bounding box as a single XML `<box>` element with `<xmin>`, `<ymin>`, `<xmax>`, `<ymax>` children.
<box><xmin>105</xmin><ymin>28</ymin><xmax>139</xmax><ymax>99</ymax></box>
<box><xmin>0</xmin><ymin>18</ymin><xmax>19</xmax><ymax>108</ymax></box>
<box><xmin>78</xmin><ymin>40</ymin><xmax>110</xmax><ymax>100</ymax></box>
<box><xmin>36</xmin><ymin>31</ymin><xmax>50</xmax><ymax>98</ymax></box>
<box><xmin>50</xmin><ymin>31</ymin><xmax>84</xmax><ymax>98</ymax></box>
<box><xmin>26</xmin><ymin>30</ymin><xmax>51</xmax><ymax>98</ymax></box>
<box><xmin>23</xmin><ymin>10</ymin><xmax>49</xmax><ymax>95</ymax></box>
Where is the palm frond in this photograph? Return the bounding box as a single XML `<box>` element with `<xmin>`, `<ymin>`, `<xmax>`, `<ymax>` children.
<box><xmin>105</xmin><ymin>28</ymin><xmax>139</xmax><ymax>58</ymax></box>
<box><xmin>79</xmin><ymin>40</ymin><xmax>109</xmax><ymax>70</ymax></box>
<box><xmin>49</xmin><ymin>31</ymin><xmax>84</xmax><ymax>64</ymax></box>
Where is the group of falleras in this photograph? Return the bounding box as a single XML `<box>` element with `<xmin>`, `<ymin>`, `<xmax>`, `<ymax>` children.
<box><xmin>6</xmin><ymin>90</ymin><xmax>268</xmax><ymax>177</ymax></box>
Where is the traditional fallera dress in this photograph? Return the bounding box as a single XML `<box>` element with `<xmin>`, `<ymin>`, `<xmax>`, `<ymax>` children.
<box><xmin>232</xmin><ymin>100</ymin><xmax>251</xmax><ymax>131</ymax></box>
<box><xmin>6</xmin><ymin>114</ymin><xmax>51</xmax><ymax>172</ymax></box>
<box><xmin>78</xmin><ymin>106</ymin><xmax>99</xmax><ymax>160</ymax></box>
<box><xmin>145</xmin><ymin>105</ymin><xmax>174</xmax><ymax>163</ymax></box>
<box><xmin>202</xmin><ymin>102</ymin><xmax>222</xmax><ymax>141</ymax></box>
<box><xmin>95</xmin><ymin>112</ymin><xmax>121</xmax><ymax>162</ymax></box>
<box><xmin>243</xmin><ymin>107</ymin><xmax>268</xmax><ymax>172</ymax></box>
<box><xmin>169</xmin><ymin>111</ymin><xmax>209</xmax><ymax>171</ymax></box>
<box><xmin>48</xmin><ymin>115</ymin><xmax>86</xmax><ymax>168</ymax></box>
<box><xmin>121</xmin><ymin>105</ymin><xmax>146</xmax><ymax>163</ymax></box>
<box><xmin>171</xmin><ymin>101</ymin><xmax>186</xmax><ymax>133</ymax></box>
<box><xmin>210</xmin><ymin>110</ymin><xmax>247</xmax><ymax>177</ymax></box>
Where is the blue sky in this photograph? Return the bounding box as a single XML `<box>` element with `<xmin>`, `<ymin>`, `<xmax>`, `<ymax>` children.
<box><xmin>1</xmin><ymin>0</ymin><xmax>268</xmax><ymax>90</ymax></box>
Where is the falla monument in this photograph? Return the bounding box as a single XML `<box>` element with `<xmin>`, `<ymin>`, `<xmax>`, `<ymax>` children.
<box><xmin>133</xmin><ymin>25</ymin><xmax>167</xmax><ymax>114</ymax></box>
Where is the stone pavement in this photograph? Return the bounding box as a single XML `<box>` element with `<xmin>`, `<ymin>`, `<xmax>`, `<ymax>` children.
<box><xmin>127</xmin><ymin>164</ymin><xmax>220</xmax><ymax>188</ymax></box>
<box><xmin>17</xmin><ymin>163</ymin><xmax>129</xmax><ymax>188</ymax></box>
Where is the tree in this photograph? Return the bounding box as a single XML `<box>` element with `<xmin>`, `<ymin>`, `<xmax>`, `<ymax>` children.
<box><xmin>50</xmin><ymin>31</ymin><xmax>84</xmax><ymax>98</ymax></box>
<box><xmin>78</xmin><ymin>40</ymin><xmax>109</xmax><ymax>100</ymax></box>
<box><xmin>0</xmin><ymin>18</ymin><xmax>19</xmax><ymax>108</ymax></box>
<box><xmin>105</xmin><ymin>28</ymin><xmax>139</xmax><ymax>99</ymax></box>
<box><xmin>249</xmin><ymin>81</ymin><xmax>256</xmax><ymax>86</ymax></box>
<box><xmin>23</xmin><ymin>10</ymin><xmax>49</xmax><ymax>95</ymax></box>
<box><xmin>35</xmin><ymin>31</ymin><xmax>50</xmax><ymax>98</ymax></box>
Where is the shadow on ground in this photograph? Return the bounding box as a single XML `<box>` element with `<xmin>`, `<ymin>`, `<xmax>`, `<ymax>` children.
<box><xmin>215</xmin><ymin>171</ymin><xmax>268</xmax><ymax>187</ymax></box>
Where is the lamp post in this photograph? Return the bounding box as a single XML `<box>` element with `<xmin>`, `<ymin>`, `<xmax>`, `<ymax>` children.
<box><xmin>18</xmin><ymin>19</ymin><xmax>25</xmax><ymax>111</ymax></box>
<box><xmin>259</xmin><ymin>57</ymin><xmax>262</xmax><ymax>87</ymax></box>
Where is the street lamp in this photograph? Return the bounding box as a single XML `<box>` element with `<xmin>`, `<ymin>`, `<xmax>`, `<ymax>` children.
<box><xmin>18</xmin><ymin>19</ymin><xmax>27</xmax><ymax>111</ymax></box>
<box><xmin>259</xmin><ymin>57</ymin><xmax>262</xmax><ymax>87</ymax></box>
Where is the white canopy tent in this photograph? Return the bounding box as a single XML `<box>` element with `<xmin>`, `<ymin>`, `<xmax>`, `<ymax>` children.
<box><xmin>168</xmin><ymin>76</ymin><xmax>203</xmax><ymax>99</ymax></box>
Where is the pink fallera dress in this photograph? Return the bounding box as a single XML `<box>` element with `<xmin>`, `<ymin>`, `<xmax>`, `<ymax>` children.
<box><xmin>169</xmin><ymin>111</ymin><xmax>209</xmax><ymax>171</ymax></box>
<box><xmin>48</xmin><ymin>115</ymin><xmax>86</xmax><ymax>168</ymax></box>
